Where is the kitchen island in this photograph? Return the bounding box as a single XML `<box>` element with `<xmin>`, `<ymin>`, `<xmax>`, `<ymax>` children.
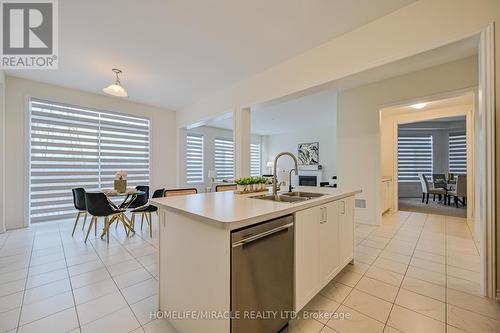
<box><xmin>151</xmin><ymin>186</ymin><xmax>361</xmax><ymax>333</ymax></box>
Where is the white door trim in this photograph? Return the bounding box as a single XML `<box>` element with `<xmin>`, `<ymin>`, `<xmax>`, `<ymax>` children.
<box><xmin>478</xmin><ymin>23</ymin><xmax>496</xmax><ymax>299</ymax></box>
<box><xmin>383</xmin><ymin>88</ymin><xmax>476</xmax><ymax>216</ymax></box>
<box><xmin>379</xmin><ymin>23</ymin><xmax>496</xmax><ymax>298</ymax></box>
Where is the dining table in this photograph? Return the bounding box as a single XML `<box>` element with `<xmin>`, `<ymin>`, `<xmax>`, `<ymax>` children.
<box><xmin>100</xmin><ymin>188</ymin><xmax>145</xmax><ymax>237</ymax></box>
<box><xmin>433</xmin><ymin>179</ymin><xmax>456</xmax><ymax>205</ymax></box>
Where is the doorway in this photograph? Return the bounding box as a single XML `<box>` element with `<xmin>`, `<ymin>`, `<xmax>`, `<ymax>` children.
<box><xmin>397</xmin><ymin>115</ymin><xmax>468</xmax><ymax>218</ymax></box>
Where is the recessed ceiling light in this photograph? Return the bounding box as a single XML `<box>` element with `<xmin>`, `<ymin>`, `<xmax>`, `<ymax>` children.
<box><xmin>103</xmin><ymin>68</ymin><xmax>128</xmax><ymax>97</ymax></box>
<box><xmin>411</xmin><ymin>103</ymin><xmax>427</xmax><ymax>109</ymax></box>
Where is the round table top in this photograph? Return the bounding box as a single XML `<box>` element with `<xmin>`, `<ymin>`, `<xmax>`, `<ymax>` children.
<box><xmin>101</xmin><ymin>189</ymin><xmax>145</xmax><ymax>197</ymax></box>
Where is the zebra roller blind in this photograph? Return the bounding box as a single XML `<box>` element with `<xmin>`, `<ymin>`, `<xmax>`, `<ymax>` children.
<box><xmin>214</xmin><ymin>137</ymin><xmax>234</xmax><ymax>181</ymax></box>
<box><xmin>449</xmin><ymin>133</ymin><xmax>467</xmax><ymax>174</ymax></box>
<box><xmin>186</xmin><ymin>134</ymin><xmax>204</xmax><ymax>183</ymax></box>
<box><xmin>250</xmin><ymin>143</ymin><xmax>261</xmax><ymax>177</ymax></box>
<box><xmin>397</xmin><ymin>135</ymin><xmax>433</xmax><ymax>182</ymax></box>
<box><xmin>29</xmin><ymin>98</ymin><xmax>150</xmax><ymax>223</ymax></box>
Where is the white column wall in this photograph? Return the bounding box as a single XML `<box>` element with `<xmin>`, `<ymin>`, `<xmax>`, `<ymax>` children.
<box><xmin>0</xmin><ymin>79</ymin><xmax>5</xmax><ymax>233</ymax></box>
<box><xmin>233</xmin><ymin>108</ymin><xmax>251</xmax><ymax>179</ymax></box>
<box><xmin>337</xmin><ymin>57</ymin><xmax>477</xmax><ymax>225</ymax></box>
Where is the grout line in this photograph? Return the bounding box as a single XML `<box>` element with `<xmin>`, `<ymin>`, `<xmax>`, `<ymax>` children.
<box><xmin>0</xmin><ymin>232</ymin><xmax>13</xmax><ymax>252</ymax></box>
<box><xmin>360</xmin><ymin>216</ymin><xmax>488</xmax><ymax>318</ymax></box>
<box><xmin>307</xmin><ymin>222</ymin><xmax>378</xmax><ymax>331</ymax></box>
<box><xmin>110</xmin><ymin>225</ymin><xmax>156</xmax><ymax>280</ymax></box>
<box><xmin>58</xmin><ymin>223</ymin><xmax>83</xmax><ymax>333</ymax></box>
<box><xmin>324</xmin><ymin>212</ymin><xmax>412</xmax><ymax>331</ymax></box>
<box><xmin>382</xmin><ymin>213</ymin><xmax>429</xmax><ymax>330</ymax></box>
<box><xmin>463</xmin><ymin>217</ymin><xmax>480</xmax><ymax>256</ymax></box>
<box><xmin>86</xmin><ymin>223</ymin><xmax>151</xmax><ymax>330</ymax></box>
<box><xmin>14</xmin><ymin>229</ymin><xmax>36</xmax><ymax>333</ymax></box>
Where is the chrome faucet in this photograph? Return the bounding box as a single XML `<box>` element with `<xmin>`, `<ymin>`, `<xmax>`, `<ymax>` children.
<box><xmin>273</xmin><ymin>152</ymin><xmax>299</xmax><ymax>195</ymax></box>
<box><xmin>289</xmin><ymin>169</ymin><xmax>296</xmax><ymax>193</ymax></box>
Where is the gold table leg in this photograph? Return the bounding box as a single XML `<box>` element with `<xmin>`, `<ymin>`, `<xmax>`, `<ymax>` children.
<box><xmin>100</xmin><ymin>215</ymin><xmax>118</xmax><ymax>239</ymax></box>
<box><xmin>120</xmin><ymin>213</ymin><xmax>135</xmax><ymax>236</ymax></box>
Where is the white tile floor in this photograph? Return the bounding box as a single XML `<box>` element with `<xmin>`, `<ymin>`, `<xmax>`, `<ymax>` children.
<box><xmin>0</xmin><ymin>211</ymin><xmax>498</xmax><ymax>333</ymax></box>
<box><xmin>0</xmin><ymin>217</ymin><xmax>174</xmax><ymax>333</ymax></box>
<box><xmin>286</xmin><ymin>211</ymin><xmax>500</xmax><ymax>333</ymax></box>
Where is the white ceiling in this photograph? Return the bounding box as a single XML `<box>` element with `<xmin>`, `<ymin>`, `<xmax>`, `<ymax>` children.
<box><xmin>382</xmin><ymin>93</ymin><xmax>474</xmax><ymax>117</ymax></box>
<box><xmin>200</xmin><ymin>36</ymin><xmax>478</xmax><ymax>135</ymax></box>
<box><xmin>206</xmin><ymin>90</ymin><xmax>337</xmax><ymax>135</ymax></box>
<box><xmin>399</xmin><ymin>115</ymin><xmax>466</xmax><ymax>130</ymax></box>
<box><xmin>5</xmin><ymin>0</ymin><xmax>416</xmax><ymax>110</ymax></box>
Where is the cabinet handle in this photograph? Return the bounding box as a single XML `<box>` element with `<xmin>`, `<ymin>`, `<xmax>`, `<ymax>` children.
<box><xmin>320</xmin><ymin>207</ymin><xmax>326</xmax><ymax>224</ymax></box>
<box><xmin>341</xmin><ymin>201</ymin><xmax>346</xmax><ymax>215</ymax></box>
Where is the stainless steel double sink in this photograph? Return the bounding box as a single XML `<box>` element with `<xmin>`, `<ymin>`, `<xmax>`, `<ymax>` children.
<box><xmin>251</xmin><ymin>191</ymin><xmax>325</xmax><ymax>203</ymax></box>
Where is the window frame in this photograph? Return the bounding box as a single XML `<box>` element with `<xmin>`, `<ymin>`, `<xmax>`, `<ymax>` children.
<box><xmin>214</xmin><ymin>136</ymin><xmax>235</xmax><ymax>182</ymax></box>
<box><xmin>448</xmin><ymin>132</ymin><xmax>467</xmax><ymax>175</ymax></box>
<box><xmin>27</xmin><ymin>97</ymin><xmax>151</xmax><ymax>223</ymax></box>
<box><xmin>397</xmin><ymin>134</ymin><xmax>433</xmax><ymax>182</ymax></box>
<box><xmin>250</xmin><ymin>142</ymin><xmax>262</xmax><ymax>177</ymax></box>
<box><xmin>185</xmin><ymin>133</ymin><xmax>204</xmax><ymax>184</ymax></box>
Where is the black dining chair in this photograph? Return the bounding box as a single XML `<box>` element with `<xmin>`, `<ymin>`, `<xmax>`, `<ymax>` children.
<box><xmin>84</xmin><ymin>192</ymin><xmax>127</xmax><ymax>243</ymax></box>
<box><xmin>127</xmin><ymin>185</ymin><xmax>150</xmax><ymax>209</ymax></box>
<box><xmin>71</xmin><ymin>188</ymin><xmax>88</xmax><ymax>237</ymax></box>
<box><xmin>115</xmin><ymin>186</ymin><xmax>149</xmax><ymax>230</ymax></box>
<box><xmin>131</xmin><ymin>188</ymin><xmax>165</xmax><ymax>237</ymax></box>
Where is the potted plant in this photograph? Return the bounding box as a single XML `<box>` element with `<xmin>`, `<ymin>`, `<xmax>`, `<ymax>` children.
<box><xmin>244</xmin><ymin>178</ymin><xmax>252</xmax><ymax>192</ymax></box>
<box><xmin>248</xmin><ymin>177</ymin><xmax>257</xmax><ymax>191</ymax></box>
<box><xmin>235</xmin><ymin>178</ymin><xmax>245</xmax><ymax>192</ymax></box>
<box><xmin>259</xmin><ymin>177</ymin><xmax>268</xmax><ymax>190</ymax></box>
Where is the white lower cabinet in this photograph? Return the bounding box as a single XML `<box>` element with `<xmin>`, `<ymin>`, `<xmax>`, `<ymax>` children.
<box><xmin>339</xmin><ymin>196</ymin><xmax>355</xmax><ymax>266</ymax></box>
<box><xmin>381</xmin><ymin>179</ymin><xmax>392</xmax><ymax>214</ymax></box>
<box><xmin>294</xmin><ymin>196</ymin><xmax>355</xmax><ymax>311</ymax></box>
<box><xmin>320</xmin><ymin>201</ymin><xmax>340</xmax><ymax>284</ymax></box>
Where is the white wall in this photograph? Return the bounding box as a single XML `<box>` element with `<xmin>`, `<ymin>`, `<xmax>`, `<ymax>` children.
<box><xmin>177</xmin><ymin>0</ymin><xmax>499</xmax><ymax>129</ymax></box>
<box><xmin>179</xmin><ymin>126</ymin><xmax>261</xmax><ymax>192</ymax></box>
<box><xmin>262</xmin><ymin>126</ymin><xmax>336</xmax><ymax>183</ymax></box>
<box><xmin>4</xmin><ymin>76</ymin><xmax>177</xmax><ymax>230</ymax></box>
<box><xmin>337</xmin><ymin>56</ymin><xmax>477</xmax><ymax>225</ymax></box>
<box><xmin>0</xmin><ymin>71</ymin><xmax>5</xmax><ymax>233</ymax></box>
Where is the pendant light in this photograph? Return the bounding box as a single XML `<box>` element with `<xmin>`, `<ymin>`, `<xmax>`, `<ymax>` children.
<box><xmin>103</xmin><ymin>68</ymin><xmax>128</xmax><ymax>97</ymax></box>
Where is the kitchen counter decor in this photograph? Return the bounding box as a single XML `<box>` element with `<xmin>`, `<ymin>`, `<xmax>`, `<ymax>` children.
<box><xmin>234</xmin><ymin>177</ymin><xmax>268</xmax><ymax>194</ymax></box>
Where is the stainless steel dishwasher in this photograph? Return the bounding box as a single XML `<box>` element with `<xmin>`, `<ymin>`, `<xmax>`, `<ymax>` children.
<box><xmin>231</xmin><ymin>215</ymin><xmax>294</xmax><ymax>333</ymax></box>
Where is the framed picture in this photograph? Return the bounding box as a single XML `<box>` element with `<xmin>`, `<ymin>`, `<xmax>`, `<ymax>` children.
<box><xmin>298</xmin><ymin>142</ymin><xmax>319</xmax><ymax>165</ymax></box>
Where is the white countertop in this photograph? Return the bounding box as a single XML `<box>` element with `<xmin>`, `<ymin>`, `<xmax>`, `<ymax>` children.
<box><xmin>151</xmin><ymin>186</ymin><xmax>362</xmax><ymax>230</ymax></box>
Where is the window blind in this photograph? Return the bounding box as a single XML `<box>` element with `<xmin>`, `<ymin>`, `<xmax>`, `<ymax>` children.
<box><xmin>214</xmin><ymin>137</ymin><xmax>234</xmax><ymax>181</ymax></box>
<box><xmin>29</xmin><ymin>98</ymin><xmax>150</xmax><ymax>223</ymax></box>
<box><xmin>250</xmin><ymin>143</ymin><xmax>261</xmax><ymax>177</ymax></box>
<box><xmin>186</xmin><ymin>134</ymin><xmax>204</xmax><ymax>183</ymax></box>
<box><xmin>397</xmin><ymin>135</ymin><xmax>433</xmax><ymax>182</ymax></box>
<box><xmin>449</xmin><ymin>133</ymin><xmax>466</xmax><ymax>174</ymax></box>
